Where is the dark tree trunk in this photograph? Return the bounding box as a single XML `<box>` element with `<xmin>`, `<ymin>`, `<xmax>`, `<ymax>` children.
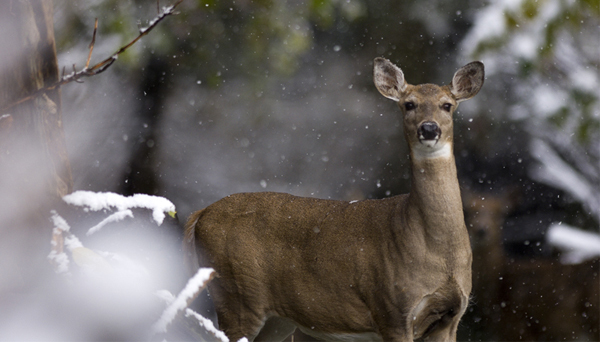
<box><xmin>122</xmin><ymin>57</ymin><xmax>169</xmax><ymax>196</ymax></box>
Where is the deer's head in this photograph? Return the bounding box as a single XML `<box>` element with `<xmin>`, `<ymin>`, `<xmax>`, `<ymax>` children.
<box><xmin>373</xmin><ymin>58</ymin><xmax>484</xmax><ymax>160</ymax></box>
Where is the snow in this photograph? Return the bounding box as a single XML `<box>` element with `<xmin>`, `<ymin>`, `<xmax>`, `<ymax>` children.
<box><xmin>64</xmin><ymin>234</ymin><xmax>84</xmax><ymax>250</ymax></box>
<box><xmin>47</xmin><ymin>209</ymin><xmax>148</xmax><ymax>276</ymax></box>
<box><xmin>185</xmin><ymin>309</ymin><xmax>229</xmax><ymax>342</ymax></box>
<box><xmin>154</xmin><ymin>287</ymin><xmax>233</xmax><ymax>342</ymax></box>
<box><xmin>547</xmin><ymin>223</ymin><xmax>600</xmax><ymax>264</ymax></box>
<box><xmin>530</xmin><ymin>138</ymin><xmax>599</xmax><ymax>222</ymax></box>
<box><xmin>97</xmin><ymin>251</ymin><xmax>149</xmax><ymax>277</ymax></box>
<box><xmin>510</xmin><ymin>33</ymin><xmax>538</xmax><ymax>60</ymax></box>
<box><xmin>155</xmin><ymin>290</ymin><xmax>176</xmax><ymax>304</ymax></box>
<box><xmin>151</xmin><ymin>267</ymin><xmax>215</xmax><ymax>334</ymax></box>
<box><xmin>87</xmin><ymin>209</ymin><xmax>133</xmax><ymax>235</ymax></box>
<box><xmin>532</xmin><ymin>85</ymin><xmax>567</xmax><ymax>118</ymax></box>
<box><xmin>570</xmin><ymin>66</ymin><xmax>599</xmax><ymax>92</ymax></box>
<box><xmin>62</xmin><ymin>191</ymin><xmax>176</xmax><ymax>225</ymax></box>
<box><xmin>460</xmin><ymin>0</ymin><xmax>510</xmax><ymax>57</ymax></box>
<box><xmin>47</xmin><ymin>249</ymin><xmax>70</xmax><ymax>274</ymax></box>
<box><xmin>48</xmin><ymin>211</ymin><xmax>72</xmax><ymax>274</ymax></box>
<box><xmin>462</xmin><ymin>0</ymin><xmax>563</xmax><ymax>60</ymax></box>
<box><xmin>50</xmin><ymin>210</ymin><xmax>71</xmax><ymax>232</ymax></box>
<box><xmin>139</xmin><ymin>5</ymin><xmax>175</xmax><ymax>34</ymax></box>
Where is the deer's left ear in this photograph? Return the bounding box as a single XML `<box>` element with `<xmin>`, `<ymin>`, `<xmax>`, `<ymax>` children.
<box><xmin>450</xmin><ymin>61</ymin><xmax>484</xmax><ymax>102</ymax></box>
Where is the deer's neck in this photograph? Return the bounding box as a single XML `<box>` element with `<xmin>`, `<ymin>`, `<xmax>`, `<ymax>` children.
<box><xmin>406</xmin><ymin>152</ymin><xmax>466</xmax><ymax>243</ymax></box>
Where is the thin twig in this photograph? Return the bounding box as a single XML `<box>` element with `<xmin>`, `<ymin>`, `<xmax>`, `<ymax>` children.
<box><xmin>0</xmin><ymin>0</ymin><xmax>184</xmax><ymax>114</ymax></box>
<box><xmin>85</xmin><ymin>18</ymin><xmax>98</xmax><ymax>69</ymax></box>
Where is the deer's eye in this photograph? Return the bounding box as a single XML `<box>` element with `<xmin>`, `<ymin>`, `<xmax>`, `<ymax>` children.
<box><xmin>442</xmin><ymin>103</ymin><xmax>452</xmax><ymax>112</ymax></box>
<box><xmin>404</xmin><ymin>102</ymin><xmax>416</xmax><ymax>111</ymax></box>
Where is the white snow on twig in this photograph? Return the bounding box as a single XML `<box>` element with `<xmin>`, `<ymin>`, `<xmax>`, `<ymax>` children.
<box><xmin>48</xmin><ymin>211</ymin><xmax>71</xmax><ymax>273</ymax></box>
<box><xmin>64</xmin><ymin>234</ymin><xmax>84</xmax><ymax>251</ymax></box>
<box><xmin>87</xmin><ymin>209</ymin><xmax>134</xmax><ymax>236</ymax></box>
<box><xmin>50</xmin><ymin>210</ymin><xmax>71</xmax><ymax>232</ymax></box>
<box><xmin>48</xmin><ymin>249</ymin><xmax>70</xmax><ymax>274</ymax></box>
<box><xmin>63</xmin><ymin>191</ymin><xmax>176</xmax><ymax>225</ymax></box>
<box><xmin>547</xmin><ymin>223</ymin><xmax>600</xmax><ymax>264</ymax></box>
<box><xmin>154</xmin><ymin>289</ymin><xmax>234</xmax><ymax>342</ymax></box>
<box><xmin>155</xmin><ymin>289</ymin><xmax>230</xmax><ymax>342</ymax></box>
<box><xmin>185</xmin><ymin>308</ymin><xmax>230</xmax><ymax>342</ymax></box>
<box><xmin>151</xmin><ymin>267</ymin><xmax>215</xmax><ymax>335</ymax></box>
<box><xmin>139</xmin><ymin>4</ymin><xmax>177</xmax><ymax>34</ymax></box>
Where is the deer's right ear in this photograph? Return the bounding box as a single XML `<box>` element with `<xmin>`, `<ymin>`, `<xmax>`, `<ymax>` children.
<box><xmin>373</xmin><ymin>57</ymin><xmax>406</xmax><ymax>102</ymax></box>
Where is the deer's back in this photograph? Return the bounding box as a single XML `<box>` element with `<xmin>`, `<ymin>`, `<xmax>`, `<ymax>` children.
<box><xmin>192</xmin><ymin>192</ymin><xmax>402</xmax><ymax>272</ymax></box>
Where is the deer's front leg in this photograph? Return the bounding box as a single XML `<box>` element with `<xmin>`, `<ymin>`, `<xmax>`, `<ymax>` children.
<box><xmin>420</xmin><ymin>316</ymin><xmax>461</xmax><ymax>342</ymax></box>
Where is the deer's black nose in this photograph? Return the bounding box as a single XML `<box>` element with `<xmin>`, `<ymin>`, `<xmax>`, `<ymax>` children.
<box><xmin>418</xmin><ymin>122</ymin><xmax>441</xmax><ymax>141</ymax></box>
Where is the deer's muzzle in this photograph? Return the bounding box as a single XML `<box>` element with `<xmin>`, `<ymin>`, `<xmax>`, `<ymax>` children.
<box><xmin>418</xmin><ymin>121</ymin><xmax>441</xmax><ymax>147</ymax></box>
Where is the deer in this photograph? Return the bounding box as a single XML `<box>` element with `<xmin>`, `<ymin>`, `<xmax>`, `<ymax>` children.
<box><xmin>462</xmin><ymin>190</ymin><xmax>599</xmax><ymax>341</ymax></box>
<box><xmin>184</xmin><ymin>57</ymin><xmax>485</xmax><ymax>342</ymax></box>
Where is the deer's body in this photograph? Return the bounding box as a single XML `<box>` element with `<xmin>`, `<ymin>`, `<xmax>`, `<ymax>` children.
<box><xmin>185</xmin><ymin>58</ymin><xmax>484</xmax><ymax>342</ymax></box>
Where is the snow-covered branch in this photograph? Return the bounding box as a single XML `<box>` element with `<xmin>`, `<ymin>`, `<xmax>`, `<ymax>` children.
<box><xmin>63</xmin><ymin>191</ymin><xmax>176</xmax><ymax>225</ymax></box>
<box><xmin>155</xmin><ymin>288</ymin><xmax>230</xmax><ymax>342</ymax></box>
<box><xmin>460</xmin><ymin>0</ymin><xmax>599</xmax><ymax>229</ymax></box>
<box><xmin>87</xmin><ymin>209</ymin><xmax>134</xmax><ymax>236</ymax></box>
<box><xmin>48</xmin><ymin>210</ymin><xmax>116</xmax><ymax>275</ymax></box>
<box><xmin>529</xmin><ymin>138</ymin><xmax>600</xmax><ymax>224</ymax></box>
<box><xmin>185</xmin><ymin>308</ymin><xmax>230</xmax><ymax>342</ymax></box>
<box><xmin>48</xmin><ymin>210</ymin><xmax>71</xmax><ymax>274</ymax></box>
<box><xmin>547</xmin><ymin>223</ymin><xmax>600</xmax><ymax>264</ymax></box>
<box><xmin>151</xmin><ymin>267</ymin><xmax>216</xmax><ymax>335</ymax></box>
<box><xmin>530</xmin><ymin>121</ymin><xmax>600</xmax><ymax>185</ymax></box>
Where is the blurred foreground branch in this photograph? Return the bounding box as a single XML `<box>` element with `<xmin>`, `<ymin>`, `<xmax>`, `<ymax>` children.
<box><xmin>152</xmin><ymin>268</ymin><xmax>217</xmax><ymax>338</ymax></box>
<box><xmin>0</xmin><ymin>0</ymin><xmax>184</xmax><ymax>114</ymax></box>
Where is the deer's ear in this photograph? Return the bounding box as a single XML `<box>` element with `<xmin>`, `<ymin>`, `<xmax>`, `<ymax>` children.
<box><xmin>373</xmin><ymin>57</ymin><xmax>406</xmax><ymax>102</ymax></box>
<box><xmin>450</xmin><ymin>61</ymin><xmax>484</xmax><ymax>102</ymax></box>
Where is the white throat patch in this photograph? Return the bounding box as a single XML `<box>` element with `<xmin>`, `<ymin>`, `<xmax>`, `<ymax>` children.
<box><xmin>412</xmin><ymin>142</ymin><xmax>452</xmax><ymax>160</ymax></box>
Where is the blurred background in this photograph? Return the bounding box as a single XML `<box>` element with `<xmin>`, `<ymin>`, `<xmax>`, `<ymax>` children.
<box><xmin>52</xmin><ymin>0</ymin><xmax>599</xmax><ymax>226</ymax></box>
<box><xmin>0</xmin><ymin>0</ymin><xmax>598</xmax><ymax>340</ymax></box>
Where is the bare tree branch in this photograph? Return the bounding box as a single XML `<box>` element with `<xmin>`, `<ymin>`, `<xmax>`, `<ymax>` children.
<box><xmin>0</xmin><ymin>0</ymin><xmax>184</xmax><ymax>114</ymax></box>
<box><xmin>85</xmin><ymin>18</ymin><xmax>98</xmax><ymax>69</ymax></box>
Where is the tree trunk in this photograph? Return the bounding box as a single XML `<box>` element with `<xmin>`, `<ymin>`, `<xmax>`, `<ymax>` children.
<box><xmin>0</xmin><ymin>0</ymin><xmax>73</xmax><ymax>296</ymax></box>
<box><xmin>122</xmin><ymin>56</ymin><xmax>169</xmax><ymax>196</ymax></box>
<box><xmin>0</xmin><ymin>0</ymin><xmax>73</xmax><ymax>197</ymax></box>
